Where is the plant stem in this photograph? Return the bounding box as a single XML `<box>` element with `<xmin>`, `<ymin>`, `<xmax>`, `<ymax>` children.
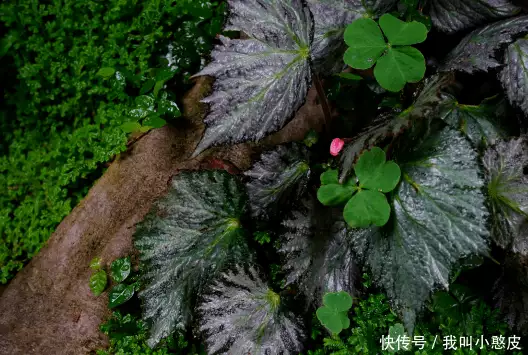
<box><xmin>313</xmin><ymin>73</ymin><xmax>332</xmax><ymax>136</ymax></box>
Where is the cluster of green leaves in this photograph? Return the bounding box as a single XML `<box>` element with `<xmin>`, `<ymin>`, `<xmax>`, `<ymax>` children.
<box><xmin>97</xmin><ymin>311</ymin><xmax>205</xmax><ymax>355</ymax></box>
<box><xmin>89</xmin><ymin>256</ymin><xmax>138</xmax><ymax>309</ymax></box>
<box><xmin>0</xmin><ymin>0</ymin><xmax>224</xmax><ymax>284</ymax></box>
<box><xmin>317</xmin><ymin>147</ymin><xmax>401</xmax><ymax>228</ymax></box>
<box><xmin>343</xmin><ymin>14</ymin><xmax>429</xmax><ymax>92</ymax></box>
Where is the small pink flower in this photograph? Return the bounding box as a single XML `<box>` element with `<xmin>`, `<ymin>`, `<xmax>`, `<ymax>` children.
<box><xmin>330</xmin><ymin>138</ymin><xmax>345</xmax><ymax>156</ymax></box>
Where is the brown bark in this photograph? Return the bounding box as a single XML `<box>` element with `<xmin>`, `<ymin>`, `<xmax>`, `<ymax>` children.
<box><xmin>0</xmin><ymin>78</ymin><xmax>326</xmax><ymax>355</ymax></box>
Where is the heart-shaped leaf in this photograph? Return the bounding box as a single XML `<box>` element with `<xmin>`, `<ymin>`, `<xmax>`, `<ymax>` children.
<box><xmin>323</xmin><ymin>291</ymin><xmax>353</xmax><ymax>312</ymax></box>
<box><xmin>96</xmin><ymin>67</ymin><xmax>116</xmax><ymax>78</ymax></box>
<box><xmin>317</xmin><ymin>184</ymin><xmax>356</xmax><ymax>206</ymax></box>
<box><xmin>379</xmin><ymin>14</ymin><xmax>428</xmax><ymax>45</ymax></box>
<box><xmin>320</xmin><ymin>169</ymin><xmax>339</xmax><ymax>185</ymax></box>
<box><xmin>142</xmin><ymin>114</ymin><xmax>166</xmax><ymax>129</ymax></box>
<box><xmin>344</xmin><ymin>190</ymin><xmax>391</xmax><ymax>228</ymax></box>
<box><xmin>344</xmin><ymin>18</ymin><xmax>387</xmax><ymax>70</ymax></box>
<box><xmin>110</xmin><ymin>257</ymin><xmax>131</xmax><ymax>283</ymax></box>
<box><xmin>109</xmin><ymin>283</ymin><xmax>135</xmax><ymax>308</ymax></box>
<box><xmin>355</xmin><ymin>147</ymin><xmax>401</xmax><ymax>192</ymax></box>
<box><xmin>374</xmin><ymin>46</ymin><xmax>426</xmax><ymax>92</ymax></box>
<box><xmin>89</xmin><ymin>269</ymin><xmax>107</xmax><ymax>296</ymax></box>
<box><xmin>316</xmin><ymin>307</ymin><xmax>344</xmax><ymax>334</ymax></box>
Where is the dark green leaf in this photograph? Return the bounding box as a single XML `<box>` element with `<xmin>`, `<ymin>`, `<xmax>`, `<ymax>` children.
<box><xmin>140</xmin><ymin>79</ymin><xmax>156</xmax><ymax>95</ymax></box>
<box><xmin>191</xmin><ymin>0</ymin><xmax>313</xmax><ymax>157</ymax></box>
<box><xmin>500</xmin><ymin>38</ymin><xmax>528</xmax><ymax>116</ymax></box>
<box><xmin>157</xmin><ymin>99</ymin><xmax>181</xmax><ymax>118</ymax></box>
<box><xmin>344</xmin><ymin>18</ymin><xmax>387</xmax><ymax>70</ymax></box>
<box><xmin>97</xmin><ymin>67</ymin><xmax>116</xmax><ymax>78</ymax></box>
<box><xmin>280</xmin><ymin>198</ymin><xmax>358</xmax><ymax>305</ymax></box>
<box><xmin>245</xmin><ymin>144</ymin><xmax>310</xmax><ymax>220</ymax></box>
<box><xmin>483</xmin><ymin>136</ymin><xmax>528</xmax><ymax>254</ymax></box>
<box><xmin>428</xmin><ymin>0</ymin><xmax>521</xmax><ymax>34</ymax></box>
<box><xmin>336</xmin><ymin>73</ymin><xmax>363</xmax><ymax>81</ymax></box>
<box><xmin>199</xmin><ymin>266</ymin><xmax>305</xmax><ymax>354</ymax></box>
<box><xmin>90</xmin><ymin>270</ymin><xmax>107</xmax><ymax>296</ymax></box>
<box><xmin>438</xmin><ymin>94</ymin><xmax>506</xmax><ymax>148</ymax></box>
<box><xmin>110</xmin><ymin>257</ymin><xmax>131</xmax><ymax>283</ymax></box>
<box><xmin>321</xmin><ymin>169</ymin><xmax>339</xmax><ymax>185</ymax></box>
<box><xmin>109</xmin><ymin>283</ymin><xmax>135</xmax><ymax>308</ymax></box>
<box><xmin>142</xmin><ymin>114</ymin><xmax>166</xmax><ymax>129</ymax></box>
<box><xmin>349</xmin><ymin>124</ymin><xmax>489</xmax><ymax>333</ymax></box>
<box><xmin>134</xmin><ymin>170</ymin><xmax>250</xmax><ymax>347</ymax></box>
<box><xmin>442</xmin><ymin>15</ymin><xmax>528</xmax><ymax>73</ymax></box>
<box><xmin>379</xmin><ymin>14</ymin><xmax>428</xmax><ymax>45</ymax></box>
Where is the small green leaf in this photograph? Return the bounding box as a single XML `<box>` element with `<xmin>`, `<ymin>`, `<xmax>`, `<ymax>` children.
<box><xmin>336</xmin><ymin>73</ymin><xmax>363</xmax><ymax>81</ymax></box>
<box><xmin>355</xmin><ymin>147</ymin><xmax>401</xmax><ymax>192</ymax></box>
<box><xmin>379</xmin><ymin>14</ymin><xmax>428</xmax><ymax>46</ymax></box>
<box><xmin>320</xmin><ymin>169</ymin><xmax>339</xmax><ymax>185</ymax></box>
<box><xmin>344</xmin><ymin>18</ymin><xmax>387</xmax><ymax>69</ymax></box>
<box><xmin>110</xmin><ymin>257</ymin><xmax>131</xmax><ymax>283</ymax></box>
<box><xmin>316</xmin><ymin>307</ymin><xmax>344</xmax><ymax>334</ymax></box>
<box><xmin>317</xmin><ymin>184</ymin><xmax>356</xmax><ymax>206</ymax></box>
<box><xmin>96</xmin><ymin>67</ymin><xmax>116</xmax><ymax>78</ymax></box>
<box><xmin>323</xmin><ymin>291</ymin><xmax>353</xmax><ymax>312</ymax></box>
<box><xmin>140</xmin><ymin>79</ymin><xmax>156</xmax><ymax>95</ymax></box>
<box><xmin>120</xmin><ymin>122</ymin><xmax>142</xmax><ymax>133</ymax></box>
<box><xmin>89</xmin><ymin>257</ymin><xmax>102</xmax><ymax>270</ymax></box>
<box><xmin>89</xmin><ymin>270</ymin><xmax>107</xmax><ymax>296</ymax></box>
<box><xmin>108</xmin><ymin>283</ymin><xmax>135</xmax><ymax>308</ymax></box>
<box><xmin>153</xmin><ymin>80</ymin><xmax>164</xmax><ymax>97</ymax></box>
<box><xmin>374</xmin><ymin>46</ymin><xmax>425</xmax><ymax>92</ymax></box>
<box><xmin>143</xmin><ymin>114</ymin><xmax>167</xmax><ymax>129</ymax></box>
<box><xmin>343</xmin><ymin>190</ymin><xmax>391</xmax><ymax>228</ymax></box>
<box><xmin>303</xmin><ymin>129</ymin><xmax>319</xmax><ymax>147</ymax></box>
<box><xmin>157</xmin><ymin>99</ymin><xmax>181</xmax><ymax>117</ymax></box>
<box><xmin>134</xmin><ymin>95</ymin><xmax>156</xmax><ymax>111</ymax></box>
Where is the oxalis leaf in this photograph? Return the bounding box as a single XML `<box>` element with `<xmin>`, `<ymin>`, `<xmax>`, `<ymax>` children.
<box><xmin>344</xmin><ymin>14</ymin><xmax>428</xmax><ymax>92</ymax></box>
<box><xmin>134</xmin><ymin>170</ymin><xmax>250</xmax><ymax>347</ymax></box>
<box><xmin>483</xmin><ymin>136</ymin><xmax>528</xmax><ymax>254</ymax></box>
<box><xmin>198</xmin><ymin>266</ymin><xmax>305</xmax><ymax>355</ymax></box>
<box><xmin>279</xmin><ymin>197</ymin><xmax>359</xmax><ymax>306</ymax></box>
<box><xmin>428</xmin><ymin>0</ymin><xmax>521</xmax><ymax>34</ymax></box>
<box><xmin>438</xmin><ymin>94</ymin><xmax>507</xmax><ymax>148</ymax></box>
<box><xmin>338</xmin><ymin>73</ymin><xmax>456</xmax><ymax>182</ymax></box>
<box><xmin>244</xmin><ymin>144</ymin><xmax>310</xmax><ymax>220</ymax></box>
<box><xmin>442</xmin><ymin>15</ymin><xmax>528</xmax><ymax>74</ymax></box>
<box><xmin>316</xmin><ymin>291</ymin><xmax>353</xmax><ymax>335</ymax></box>
<box><xmin>307</xmin><ymin>0</ymin><xmax>398</xmax><ymax>74</ymax></box>
<box><xmin>349</xmin><ymin>123</ymin><xmax>489</xmax><ymax>333</ymax></box>
<box><xmin>191</xmin><ymin>0</ymin><xmax>313</xmax><ymax>157</ymax></box>
<box><xmin>500</xmin><ymin>38</ymin><xmax>528</xmax><ymax>116</ymax></box>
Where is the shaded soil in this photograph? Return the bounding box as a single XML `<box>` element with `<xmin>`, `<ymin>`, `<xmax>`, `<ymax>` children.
<box><xmin>0</xmin><ymin>78</ymin><xmax>326</xmax><ymax>355</ymax></box>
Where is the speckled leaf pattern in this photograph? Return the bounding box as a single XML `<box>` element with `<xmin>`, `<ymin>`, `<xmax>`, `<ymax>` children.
<box><xmin>500</xmin><ymin>39</ymin><xmax>528</xmax><ymax>116</ymax></box>
<box><xmin>191</xmin><ymin>0</ymin><xmax>313</xmax><ymax>157</ymax></box>
<box><xmin>349</xmin><ymin>125</ymin><xmax>489</xmax><ymax>333</ymax></box>
<box><xmin>428</xmin><ymin>0</ymin><xmax>520</xmax><ymax>34</ymax></box>
<box><xmin>307</xmin><ymin>0</ymin><xmax>397</xmax><ymax>74</ymax></box>
<box><xmin>442</xmin><ymin>15</ymin><xmax>528</xmax><ymax>73</ymax></box>
<box><xmin>438</xmin><ymin>94</ymin><xmax>506</xmax><ymax>148</ymax></box>
<box><xmin>493</xmin><ymin>253</ymin><xmax>528</xmax><ymax>333</ymax></box>
<box><xmin>199</xmin><ymin>266</ymin><xmax>305</xmax><ymax>355</ymax></box>
<box><xmin>245</xmin><ymin>144</ymin><xmax>310</xmax><ymax>220</ymax></box>
<box><xmin>279</xmin><ymin>198</ymin><xmax>358</xmax><ymax>306</ymax></box>
<box><xmin>483</xmin><ymin>137</ymin><xmax>528</xmax><ymax>254</ymax></box>
<box><xmin>134</xmin><ymin>170</ymin><xmax>250</xmax><ymax>347</ymax></box>
<box><xmin>339</xmin><ymin>73</ymin><xmax>454</xmax><ymax>183</ymax></box>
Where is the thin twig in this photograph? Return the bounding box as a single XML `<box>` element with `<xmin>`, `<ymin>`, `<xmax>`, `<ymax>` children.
<box><xmin>313</xmin><ymin>73</ymin><xmax>332</xmax><ymax>137</ymax></box>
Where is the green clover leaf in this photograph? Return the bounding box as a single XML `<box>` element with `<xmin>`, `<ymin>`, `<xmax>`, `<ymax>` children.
<box><xmin>343</xmin><ymin>14</ymin><xmax>428</xmax><ymax>92</ymax></box>
<box><xmin>317</xmin><ymin>169</ymin><xmax>358</xmax><ymax>206</ymax></box>
<box><xmin>316</xmin><ymin>291</ymin><xmax>353</xmax><ymax>335</ymax></box>
<box><xmin>354</xmin><ymin>147</ymin><xmax>401</xmax><ymax>193</ymax></box>
<box><xmin>344</xmin><ymin>189</ymin><xmax>391</xmax><ymax>228</ymax></box>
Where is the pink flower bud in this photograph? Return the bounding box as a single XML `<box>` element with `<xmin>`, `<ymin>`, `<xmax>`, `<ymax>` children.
<box><xmin>330</xmin><ymin>138</ymin><xmax>345</xmax><ymax>156</ymax></box>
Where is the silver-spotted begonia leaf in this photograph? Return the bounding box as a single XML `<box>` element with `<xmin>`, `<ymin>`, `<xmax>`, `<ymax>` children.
<box><xmin>500</xmin><ymin>38</ymin><xmax>528</xmax><ymax>116</ymax></box>
<box><xmin>279</xmin><ymin>197</ymin><xmax>358</xmax><ymax>306</ymax></box>
<box><xmin>134</xmin><ymin>170</ymin><xmax>250</xmax><ymax>347</ymax></box>
<box><xmin>199</xmin><ymin>266</ymin><xmax>305</xmax><ymax>355</ymax></box>
<box><xmin>245</xmin><ymin>144</ymin><xmax>310</xmax><ymax>220</ymax></box>
<box><xmin>442</xmin><ymin>15</ymin><xmax>528</xmax><ymax>73</ymax></box>
<box><xmin>307</xmin><ymin>0</ymin><xmax>398</xmax><ymax>74</ymax></box>
<box><xmin>349</xmin><ymin>123</ymin><xmax>489</xmax><ymax>333</ymax></box>
<box><xmin>483</xmin><ymin>137</ymin><xmax>528</xmax><ymax>254</ymax></box>
<box><xmin>428</xmin><ymin>0</ymin><xmax>520</xmax><ymax>34</ymax></box>
<box><xmin>191</xmin><ymin>0</ymin><xmax>314</xmax><ymax>157</ymax></box>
